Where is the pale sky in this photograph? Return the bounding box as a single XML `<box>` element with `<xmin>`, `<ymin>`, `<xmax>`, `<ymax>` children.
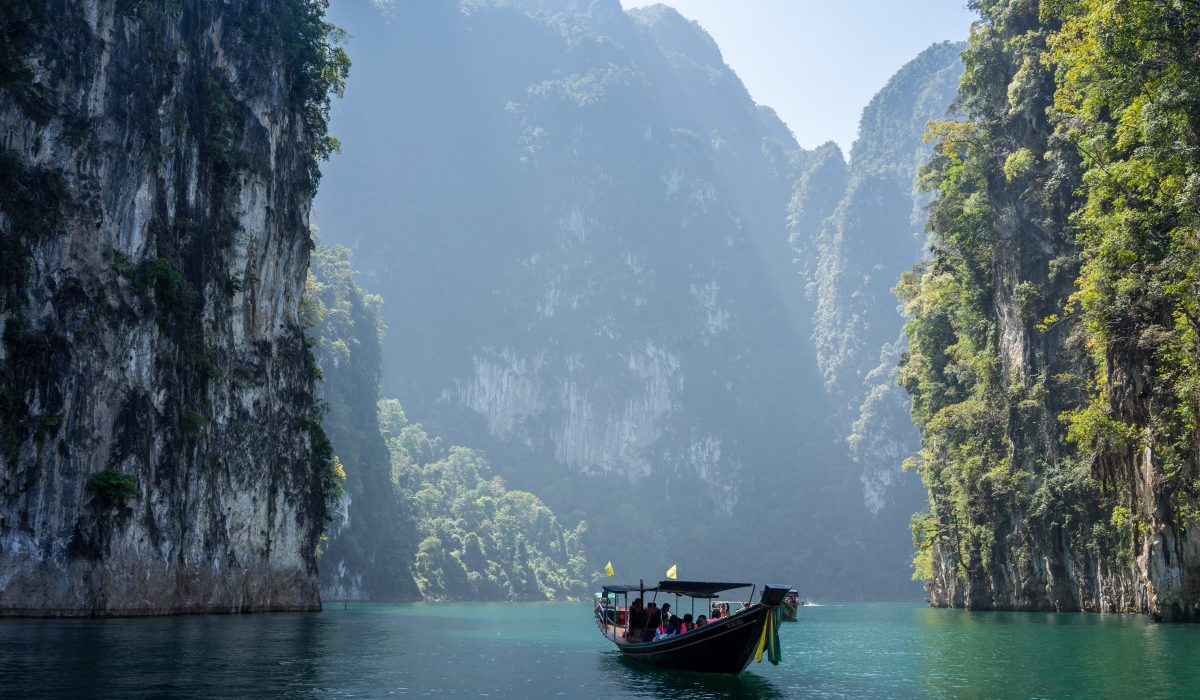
<box><xmin>620</xmin><ymin>0</ymin><xmax>976</xmax><ymax>152</ymax></box>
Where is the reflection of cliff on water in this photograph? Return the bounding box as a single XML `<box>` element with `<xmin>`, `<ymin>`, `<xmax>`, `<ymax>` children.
<box><xmin>1</xmin><ymin>612</ymin><xmax>330</xmax><ymax>697</ymax></box>
<box><xmin>599</xmin><ymin>653</ymin><xmax>785</xmax><ymax>699</ymax></box>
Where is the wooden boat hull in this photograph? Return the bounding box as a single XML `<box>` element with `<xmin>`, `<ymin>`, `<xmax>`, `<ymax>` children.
<box><xmin>780</xmin><ymin>600</ymin><xmax>798</xmax><ymax>621</ymax></box>
<box><xmin>597</xmin><ymin>605</ymin><xmax>773</xmax><ymax>675</ymax></box>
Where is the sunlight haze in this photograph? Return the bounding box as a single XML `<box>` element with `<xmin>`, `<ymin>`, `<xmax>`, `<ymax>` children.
<box><xmin>9</xmin><ymin>1</ymin><xmax>1198</xmax><ymax>693</ymax></box>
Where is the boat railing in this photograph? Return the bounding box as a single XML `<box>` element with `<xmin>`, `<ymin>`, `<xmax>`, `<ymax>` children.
<box><xmin>594</xmin><ymin>599</ymin><xmax>625</xmax><ymax>642</ymax></box>
<box><xmin>595</xmin><ymin>603</ymin><xmax>625</xmax><ymax>626</ymax></box>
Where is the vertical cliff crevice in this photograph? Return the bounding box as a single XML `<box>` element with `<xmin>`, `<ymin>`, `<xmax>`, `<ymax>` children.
<box><xmin>0</xmin><ymin>0</ymin><xmax>347</xmax><ymax>615</ymax></box>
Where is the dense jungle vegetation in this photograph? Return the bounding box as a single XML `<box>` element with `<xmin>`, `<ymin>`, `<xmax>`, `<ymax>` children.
<box><xmin>901</xmin><ymin>0</ymin><xmax>1200</xmax><ymax>617</ymax></box>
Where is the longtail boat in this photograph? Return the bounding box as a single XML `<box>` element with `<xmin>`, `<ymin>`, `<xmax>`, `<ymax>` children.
<box><xmin>594</xmin><ymin>580</ymin><xmax>789</xmax><ymax>674</ymax></box>
<box><xmin>781</xmin><ymin>589</ymin><xmax>801</xmax><ymax>621</ymax></box>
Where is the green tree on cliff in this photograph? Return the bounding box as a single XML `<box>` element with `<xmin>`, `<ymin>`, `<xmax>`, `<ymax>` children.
<box><xmin>1045</xmin><ymin>0</ymin><xmax>1200</xmax><ymax>527</ymax></box>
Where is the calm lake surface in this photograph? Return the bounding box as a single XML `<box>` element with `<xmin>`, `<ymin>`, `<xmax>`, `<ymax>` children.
<box><xmin>2</xmin><ymin>602</ymin><xmax>1198</xmax><ymax>698</ymax></box>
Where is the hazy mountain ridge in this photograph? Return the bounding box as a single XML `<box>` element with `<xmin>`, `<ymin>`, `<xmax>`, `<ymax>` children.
<box><xmin>314</xmin><ymin>1</ymin><xmax>967</xmax><ymax>598</ymax></box>
<box><xmin>320</xmin><ymin>0</ymin><xmax>811</xmax><ymax>497</ymax></box>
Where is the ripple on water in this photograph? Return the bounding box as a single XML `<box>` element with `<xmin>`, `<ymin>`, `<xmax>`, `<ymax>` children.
<box><xmin>1</xmin><ymin>602</ymin><xmax>1198</xmax><ymax>698</ymax></box>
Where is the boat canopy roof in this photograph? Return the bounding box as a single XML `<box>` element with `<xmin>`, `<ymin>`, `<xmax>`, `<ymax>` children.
<box><xmin>601</xmin><ymin>581</ymin><xmax>753</xmax><ymax>597</ymax></box>
<box><xmin>657</xmin><ymin>581</ymin><xmax>753</xmax><ymax>598</ymax></box>
<box><xmin>601</xmin><ymin>584</ymin><xmax>659</xmax><ymax>595</ymax></box>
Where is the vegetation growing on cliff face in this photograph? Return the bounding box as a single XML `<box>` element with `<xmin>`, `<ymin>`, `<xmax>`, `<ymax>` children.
<box><xmin>85</xmin><ymin>470</ymin><xmax>140</xmax><ymax>505</ymax></box>
<box><xmin>257</xmin><ymin>0</ymin><xmax>350</xmax><ymax>194</ymax></box>
<box><xmin>1046</xmin><ymin>0</ymin><xmax>1200</xmax><ymax>530</ymax></box>
<box><xmin>308</xmin><ymin>243</ymin><xmax>587</xmax><ymax>601</ymax></box>
<box><xmin>901</xmin><ymin>0</ymin><xmax>1081</xmax><ymax>598</ymax></box>
<box><xmin>902</xmin><ymin>0</ymin><xmax>1200</xmax><ymax>617</ymax></box>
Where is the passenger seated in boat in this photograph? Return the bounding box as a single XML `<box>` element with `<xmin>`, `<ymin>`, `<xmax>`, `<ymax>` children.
<box><xmin>628</xmin><ymin>598</ymin><xmax>645</xmax><ymax>630</ymax></box>
<box><xmin>625</xmin><ymin>599</ymin><xmax>646</xmax><ymax>642</ymax></box>
<box><xmin>667</xmin><ymin>615</ymin><xmax>682</xmax><ymax>635</ymax></box>
<box><xmin>643</xmin><ymin>603</ymin><xmax>659</xmax><ymax>636</ymax></box>
<box><xmin>660</xmin><ymin>603</ymin><xmax>671</xmax><ymax>623</ymax></box>
<box><xmin>654</xmin><ymin>615</ymin><xmax>682</xmax><ymax>641</ymax></box>
<box><xmin>709</xmin><ymin>606</ymin><xmax>721</xmax><ymax>621</ymax></box>
<box><xmin>680</xmin><ymin>613</ymin><xmax>694</xmax><ymax>632</ymax></box>
<box><xmin>696</xmin><ymin>614</ymin><xmax>708</xmax><ymax>627</ymax></box>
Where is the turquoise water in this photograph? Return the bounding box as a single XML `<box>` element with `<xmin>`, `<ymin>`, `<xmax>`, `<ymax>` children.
<box><xmin>1</xmin><ymin>602</ymin><xmax>1198</xmax><ymax>698</ymax></box>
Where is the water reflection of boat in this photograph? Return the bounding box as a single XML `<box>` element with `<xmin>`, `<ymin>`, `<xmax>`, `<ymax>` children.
<box><xmin>601</xmin><ymin>654</ymin><xmax>787</xmax><ymax>699</ymax></box>
<box><xmin>594</xmin><ymin>580</ymin><xmax>788</xmax><ymax>675</ymax></box>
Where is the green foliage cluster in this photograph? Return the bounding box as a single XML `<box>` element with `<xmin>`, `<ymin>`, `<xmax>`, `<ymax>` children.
<box><xmin>1045</xmin><ymin>0</ymin><xmax>1200</xmax><ymax>508</ymax></box>
<box><xmin>310</xmin><ymin>415</ymin><xmax>345</xmax><ymax>524</ymax></box>
<box><xmin>378</xmin><ymin>399</ymin><xmax>590</xmax><ymax>601</ymax></box>
<box><xmin>305</xmin><ymin>242</ymin><xmax>383</xmax><ymax>351</ymax></box>
<box><xmin>180</xmin><ymin>409</ymin><xmax>207</xmax><ymax>441</ymax></box>
<box><xmin>85</xmin><ymin>469</ymin><xmax>140</xmax><ymax>505</ymax></box>
<box><xmin>128</xmin><ymin>257</ymin><xmax>198</xmax><ymax>316</ymax></box>
<box><xmin>306</xmin><ymin>241</ymin><xmax>416</xmax><ymax>597</ymax></box>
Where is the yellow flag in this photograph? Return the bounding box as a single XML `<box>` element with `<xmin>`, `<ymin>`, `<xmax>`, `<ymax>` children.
<box><xmin>666</xmin><ymin>564</ymin><xmax>677</xmax><ymax>580</ymax></box>
<box><xmin>604</xmin><ymin>561</ymin><xmax>615</xmax><ymax>577</ymax></box>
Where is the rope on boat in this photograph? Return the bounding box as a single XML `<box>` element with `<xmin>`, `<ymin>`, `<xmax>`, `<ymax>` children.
<box><xmin>754</xmin><ymin>606</ymin><xmax>782</xmax><ymax>665</ymax></box>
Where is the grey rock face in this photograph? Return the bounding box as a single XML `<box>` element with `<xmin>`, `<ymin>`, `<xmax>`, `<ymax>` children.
<box><xmin>789</xmin><ymin>42</ymin><xmax>964</xmax><ymax>514</ymax></box>
<box><xmin>0</xmin><ymin>2</ymin><xmax>325</xmax><ymax>615</ymax></box>
<box><xmin>320</xmin><ymin>0</ymin><xmax>811</xmax><ymax>498</ymax></box>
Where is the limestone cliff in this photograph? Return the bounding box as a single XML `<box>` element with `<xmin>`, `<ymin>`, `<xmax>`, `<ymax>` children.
<box><xmin>0</xmin><ymin>1</ymin><xmax>345</xmax><ymax>615</ymax></box>
<box><xmin>902</xmin><ymin>0</ymin><xmax>1200</xmax><ymax>621</ymax></box>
